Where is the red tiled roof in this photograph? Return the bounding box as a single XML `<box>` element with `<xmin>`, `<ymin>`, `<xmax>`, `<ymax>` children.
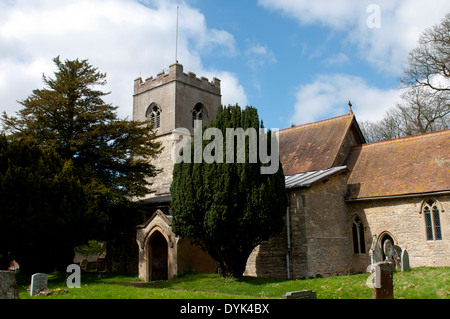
<box><xmin>278</xmin><ymin>113</ymin><xmax>363</xmax><ymax>176</ymax></box>
<box><xmin>345</xmin><ymin>129</ymin><xmax>450</xmax><ymax>200</ymax></box>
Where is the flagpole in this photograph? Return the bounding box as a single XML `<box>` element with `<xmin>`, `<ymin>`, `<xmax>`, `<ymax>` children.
<box><xmin>175</xmin><ymin>6</ymin><xmax>179</xmax><ymax>63</ymax></box>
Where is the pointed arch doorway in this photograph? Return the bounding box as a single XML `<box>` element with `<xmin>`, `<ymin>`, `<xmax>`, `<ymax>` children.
<box><xmin>148</xmin><ymin>230</ymin><xmax>168</xmax><ymax>281</ymax></box>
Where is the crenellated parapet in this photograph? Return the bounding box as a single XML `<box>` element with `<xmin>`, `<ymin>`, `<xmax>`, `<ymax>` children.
<box><xmin>134</xmin><ymin>63</ymin><xmax>220</xmax><ymax>96</ymax></box>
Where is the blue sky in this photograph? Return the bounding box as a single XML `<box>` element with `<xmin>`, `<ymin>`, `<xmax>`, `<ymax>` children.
<box><xmin>1</xmin><ymin>0</ymin><xmax>449</xmax><ymax>130</ymax></box>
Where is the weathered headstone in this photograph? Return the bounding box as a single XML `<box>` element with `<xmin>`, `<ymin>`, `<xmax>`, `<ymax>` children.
<box><xmin>80</xmin><ymin>258</ymin><xmax>88</xmax><ymax>271</ymax></box>
<box><xmin>368</xmin><ymin>234</ymin><xmax>382</xmax><ymax>268</ymax></box>
<box><xmin>383</xmin><ymin>240</ymin><xmax>393</xmax><ymax>261</ymax></box>
<box><xmin>401</xmin><ymin>249</ymin><xmax>410</xmax><ymax>272</ymax></box>
<box><xmin>372</xmin><ymin>261</ymin><xmax>395</xmax><ymax>299</ymax></box>
<box><xmin>0</xmin><ymin>270</ymin><xmax>19</xmax><ymax>299</ymax></box>
<box><xmin>30</xmin><ymin>273</ymin><xmax>48</xmax><ymax>296</ymax></box>
<box><xmin>392</xmin><ymin>245</ymin><xmax>402</xmax><ymax>269</ymax></box>
<box><xmin>282</xmin><ymin>290</ymin><xmax>316</xmax><ymax>299</ymax></box>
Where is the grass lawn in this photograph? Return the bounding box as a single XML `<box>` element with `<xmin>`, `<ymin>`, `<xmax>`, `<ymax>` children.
<box><xmin>17</xmin><ymin>267</ymin><xmax>449</xmax><ymax>299</ymax></box>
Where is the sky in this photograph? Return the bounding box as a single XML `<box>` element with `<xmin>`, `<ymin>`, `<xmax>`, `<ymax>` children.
<box><xmin>1</xmin><ymin>0</ymin><xmax>449</xmax><ymax>130</ymax></box>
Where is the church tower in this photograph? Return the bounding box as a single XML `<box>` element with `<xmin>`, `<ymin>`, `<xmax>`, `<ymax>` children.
<box><xmin>133</xmin><ymin>63</ymin><xmax>221</xmax><ymax>198</ymax></box>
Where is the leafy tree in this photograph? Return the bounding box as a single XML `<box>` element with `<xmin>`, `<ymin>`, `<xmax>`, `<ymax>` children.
<box><xmin>74</xmin><ymin>240</ymin><xmax>105</xmax><ymax>256</ymax></box>
<box><xmin>0</xmin><ymin>136</ymin><xmax>92</xmax><ymax>273</ymax></box>
<box><xmin>170</xmin><ymin>105</ymin><xmax>288</xmax><ymax>278</ymax></box>
<box><xmin>2</xmin><ymin>56</ymin><xmax>161</xmax><ymax>201</ymax></box>
<box><xmin>1</xmin><ymin>57</ymin><xmax>161</xmax><ymax>271</ymax></box>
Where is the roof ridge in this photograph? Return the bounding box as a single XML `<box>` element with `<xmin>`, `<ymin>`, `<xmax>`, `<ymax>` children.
<box><xmin>351</xmin><ymin>129</ymin><xmax>449</xmax><ymax>149</ymax></box>
<box><xmin>278</xmin><ymin>113</ymin><xmax>353</xmax><ymax>133</ymax></box>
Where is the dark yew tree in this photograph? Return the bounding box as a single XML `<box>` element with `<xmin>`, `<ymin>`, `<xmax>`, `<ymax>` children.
<box><xmin>171</xmin><ymin>105</ymin><xmax>287</xmax><ymax>278</ymax></box>
<box><xmin>0</xmin><ymin>136</ymin><xmax>92</xmax><ymax>273</ymax></box>
<box><xmin>1</xmin><ymin>57</ymin><xmax>161</xmax><ymax>272</ymax></box>
<box><xmin>2</xmin><ymin>56</ymin><xmax>161</xmax><ymax>201</ymax></box>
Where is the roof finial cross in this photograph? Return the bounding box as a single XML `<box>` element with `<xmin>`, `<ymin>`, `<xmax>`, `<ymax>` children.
<box><xmin>348</xmin><ymin>100</ymin><xmax>353</xmax><ymax>116</ymax></box>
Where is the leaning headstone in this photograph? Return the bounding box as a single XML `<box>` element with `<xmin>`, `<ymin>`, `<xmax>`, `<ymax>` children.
<box><xmin>372</xmin><ymin>261</ymin><xmax>395</xmax><ymax>299</ymax></box>
<box><xmin>383</xmin><ymin>240</ymin><xmax>393</xmax><ymax>262</ymax></box>
<box><xmin>0</xmin><ymin>270</ymin><xmax>19</xmax><ymax>299</ymax></box>
<box><xmin>282</xmin><ymin>290</ymin><xmax>316</xmax><ymax>299</ymax></box>
<box><xmin>392</xmin><ymin>245</ymin><xmax>402</xmax><ymax>269</ymax></box>
<box><xmin>30</xmin><ymin>273</ymin><xmax>48</xmax><ymax>296</ymax></box>
<box><xmin>401</xmin><ymin>249</ymin><xmax>410</xmax><ymax>272</ymax></box>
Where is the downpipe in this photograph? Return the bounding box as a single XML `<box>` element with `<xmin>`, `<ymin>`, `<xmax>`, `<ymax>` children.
<box><xmin>286</xmin><ymin>207</ymin><xmax>291</xmax><ymax>280</ymax></box>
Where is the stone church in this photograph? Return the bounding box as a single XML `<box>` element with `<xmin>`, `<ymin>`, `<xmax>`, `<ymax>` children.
<box><xmin>133</xmin><ymin>63</ymin><xmax>449</xmax><ymax>281</ymax></box>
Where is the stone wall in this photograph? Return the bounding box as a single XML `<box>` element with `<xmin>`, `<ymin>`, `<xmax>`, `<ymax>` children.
<box><xmin>245</xmin><ymin>172</ymin><xmax>356</xmax><ymax>279</ymax></box>
<box><xmin>175</xmin><ymin>79</ymin><xmax>220</xmax><ymax>131</ymax></box>
<box><xmin>290</xmin><ymin>173</ymin><xmax>355</xmax><ymax>278</ymax></box>
<box><xmin>177</xmin><ymin>239</ymin><xmax>218</xmax><ymax>275</ymax></box>
<box><xmin>348</xmin><ymin>194</ymin><xmax>449</xmax><ymax>268</ymax></box>
<box><xmin>133</xmin><ymin>63</ymin><xmax>222</xmax><ymax>199</ymax></box>
<box><xmin>144</xmin><ymin>133</ymin><xmax>178</xmax><ymax>197</ymax></box>
<box><xmin>134</xmin><ymin>73</ymin><xmax>177</xmax><ymax>136</ymax></box>
<box><xmin>245</xmin><ymin>175</ymin><xmax>449</xmax><ymax>279</ymax></box>
<box><xmin>133</xmin><ymin>63</ymin><xmax>221</xmax><ymax>137</ymax></box>
<box><xmin>244</xmin><ymin>224</ymin><xmax>288</xmax><ymax>278</ymax></box>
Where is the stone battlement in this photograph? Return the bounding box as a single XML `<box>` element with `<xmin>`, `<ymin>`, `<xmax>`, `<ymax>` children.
<box><xmin>134</xmin><ymin>63</ymin><xmax>220</xmax><ymax>95</ymax></box>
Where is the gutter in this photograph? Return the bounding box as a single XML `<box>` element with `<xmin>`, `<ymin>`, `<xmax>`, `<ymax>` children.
<box><xmin>345</xmin><ymin>190</ymin><xmax>450</xmax><ymax>202</ymax></box>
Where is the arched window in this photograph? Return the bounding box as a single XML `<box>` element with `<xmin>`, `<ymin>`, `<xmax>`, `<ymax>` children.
<box><xmin>422</xmin><ymin>199</ymin><xmax>442</xmax><ymax>241</ymax></box>
<box><xmin>192</xmin><ymin>103</ymin><xmax>207</xmax><ymax>128</ymax></box>
<box><xmin>146</xmin><ymin>104</ymin><xmax>161</xmax><ymax>129</ymax></box>
<box><xmin>352</xmin><ymin>216</ymin><xmax>366</xmax><ymax>254</ymax></box>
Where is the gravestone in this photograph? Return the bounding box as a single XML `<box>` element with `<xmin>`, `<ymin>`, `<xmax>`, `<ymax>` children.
<box><xmin>282</xmin><ymin>290</ymin><xmax>316</xmax><ymax>299</ymax></box>
<box><xmin>80</xmin><ymin>258</ymin><xmax>88</xmax><ymax>271</ymax></box>
<box><xmin>0</xmin><ymin>270</ymin><xmax>19</xmax><ymax>299</ymax></box>
<box><xmin>383</xmin><ymin>240</ymin><xmax>393</xmax><ymax>261</ymax></box>
<box><xmin>392</xmin><ymin>245</ymin><xmax>402</xmax><ymax>269</ymax></box>
<box><xmin>30</xmin><ymin>273</ymin><xmax>48</xmax><ymax>296</ymax></box>
<box><xmin>401</xmin><ymin>249</ymin><xmax>410</xmax><ymax>272</ymax></box>
<box><xmin>368</xmin><ymin>235</ymin><xmax>382</xmax><ymax>271</ymax></box>
<box><xmin>372</xmin><ymin>261</ymin><xmax>395</xmax><ymax>299</ymax></box>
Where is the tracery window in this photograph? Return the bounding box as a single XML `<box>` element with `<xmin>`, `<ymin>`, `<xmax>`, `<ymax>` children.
<box><xmin>146</xmin><ymin>103</ymin><xmax>161</xmax><ymax>129</ymax></box>
<box><xmin>422</xmin><ymin>199</ymin><xmax>442</xmax><ymax>241</ymax></box>
<box><xmin>352</xmin><ymin>216</ymin><xmax>366</xmax><ymax>254</ymax></box>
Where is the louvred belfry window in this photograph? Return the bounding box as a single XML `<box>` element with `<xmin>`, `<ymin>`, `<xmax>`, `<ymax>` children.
<box><xmin>146</xmin><ymin>104</ymin><xmax>161</xmax><ymax>129</ymax></box>
<box><xmin>192</xmin><ymin>103</ymin><xmax>207</xmax><ymax>128</ymax></box>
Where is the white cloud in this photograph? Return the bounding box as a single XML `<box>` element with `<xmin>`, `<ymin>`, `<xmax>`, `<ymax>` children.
<box><xmin>258</xmin><ymin>0</ymin><xmax>450</xmax><ymax>75</ymax></box>
<box><xmin>325</xmin><ymin>53</ymin><xmax>349</xmax><ymax>67</ymax></box>
<box><xmin>244</xmin><ymin>42</ymin><xmax>277</xmax><ymax>73</ymax></box>
<box><xmin>213</xmin><ymin>71</ymin><xmax>249</xmax><ymax>107</ymax></box>
<box><xmin>0</xmin><ymin>0</ymin><xmax>246</xmax><ymax>119</ymax></box>
<box><xmin>258</xmin><ymin>0</ymin><xmax>361</xmax><ymax>29</ymax></box>
<box><xmin>291</xmin><ymin>74</ymin><xmax>404</xmax><ymax>125</ymax></box>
